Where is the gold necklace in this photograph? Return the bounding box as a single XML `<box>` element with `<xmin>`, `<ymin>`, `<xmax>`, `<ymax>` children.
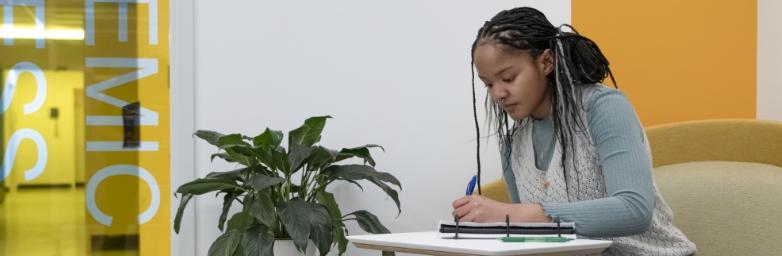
<box><xmin>540</xmin><ymin>178</ymin><xmax>550</xmax><ymax>190</ymax></box>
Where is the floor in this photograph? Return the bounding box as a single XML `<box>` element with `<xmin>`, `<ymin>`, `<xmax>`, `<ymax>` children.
<box><xmin>0</xmin><ymin>188</ymin><xmax>137</xmax><ymax>256</ymax></box>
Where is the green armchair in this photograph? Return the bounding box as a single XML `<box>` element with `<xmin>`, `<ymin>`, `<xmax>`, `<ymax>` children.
<box><xmin>647</xmin><ymin>119</ymin><xmax>782</xmax><ymax>256</ymax></box>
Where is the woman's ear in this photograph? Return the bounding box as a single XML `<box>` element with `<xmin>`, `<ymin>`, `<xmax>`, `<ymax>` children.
<box><xmin>538</xmin><ymin>49</ymin><xmax>554</xmax><ymax>75</ymax></box>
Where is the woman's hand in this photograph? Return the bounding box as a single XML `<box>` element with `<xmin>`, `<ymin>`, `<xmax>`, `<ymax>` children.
<box><xmin>451</xmin><ymin>195</ymin><xmax>552</xmax><ymax>223</ymax></box>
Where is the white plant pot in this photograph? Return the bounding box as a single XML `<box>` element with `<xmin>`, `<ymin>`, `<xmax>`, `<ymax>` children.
<box><xmin>273</xmin><ymin>239</ymin><xmax>317</xmax><ymax>256</ymax></box>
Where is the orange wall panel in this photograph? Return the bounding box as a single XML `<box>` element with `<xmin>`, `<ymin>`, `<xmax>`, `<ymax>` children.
<box><xmin>572</xmin><ymin>0</ymin><xmax>757</xmax><ymax>126</ymax></box>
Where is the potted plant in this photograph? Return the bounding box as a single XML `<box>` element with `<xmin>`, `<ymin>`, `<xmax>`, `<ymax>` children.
<box><xmin>174</xmin><ymin>116</ymin><xmax>401</xmax><ymax>256</ymax></box>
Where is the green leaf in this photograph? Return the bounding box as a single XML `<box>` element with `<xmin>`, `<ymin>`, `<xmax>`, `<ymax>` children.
<box><xmin>334</xmin><ymin>225</ymin><xmax>348</xmax><ymax>255</ymax></box>
<box><xmin>345</xmin><ymin>210</ymin><xmax>390</xmax><ymax>234</ymax></box>
<box><xmin>206</xmin><ymin>168</ymin><xmax>245</xmax><ymax>180</ymax></box>
<box><xmin>325</xmin><ymin>164</ymin><xmax>401</xmax><ymax>190</ymax></box>
<box><xmin>246</xmin><ymin>191</ymin><xmax>277</xmax><ymax>229</ymax></box>
<box><xmin>306</xmin><ymin>146</ymin><xmax>339</xmax><ymax>170</ymax></box>
<box><xmin>234</xmin><ymin>245</ymin><xmax>243</xmax><ymax>256</ymax></box>
<box><xmin>271</xmin><ymin>146</ymin><xmax>289</xmax><ymax>173</ymax></box>
<box><xmin>337</xmin><ymin>144</ymin><xmax>384</xmax><ymax>167</ymax></box>
<box><xmin>374</xmin><ymin>172</ymin><xmax>403</xmax><ymax>190</ymax></box>
<box><xmin>248</xmin><ymin>163</ymin><xmax>274</xmax><ymax>177</ymax></box>
<box><xmin>310</xmin><ymin>208</ymin><xmax>333</xmax><ymax>255</ymax></box>
<box><xmin>219</xmin><ymin>193</ymin><xmax>238</xmax><ymax>231</ymax></box>
<box><xmin>368</xmin><ymin>179</ymin><xmax>401</xmax><ymax>215</ymax></box>
<box><xmin>241</xmin><ymin>225</ymin><xmax>274</xmax><ymax>256</ymax></box>
<box><xmin>224</xmin><ymin>146</ymin><xmax>256</xmax><ymax>166</ymax></box>
<box><xmin>177</xmin><ymin>178</ymin><xmax>244</xmax><ymax>195</ymax></box>
<box><xmin>322</xmin><ymin>165</ymin><xmax>381</xmax><ymax>184</ymax></box>
<box><xmin>252</xmin><ymin>147</ymin><xmax>276</xmax><ymax>170</ymax></box>
<box><xmin>253</xmin><ymin>128</ymin><xmax>283</xmax><ymax>147</ymax></box>
<box><xmin>315</xmin><ymin>190</ymin><xmax>342</xmax><ymax>222</ymax></box>
<box><xmin>227</xmin><ymin>212</ymin><xmax>256</xmax><ymax>231</ymax></box>
<box><xmin>316</xmin><ymin>191</ymin><xmax>343</xmax><ymax>255</ymax></box>
<box><xmin>288</xmin><ymin>144</ymin><xmax>315</xmax><ymax>173</ymax></box>
<box><xmin>342</xmin><ymin>180</ymin><xmax>364</xmax><ymax>191</ymax></box>
<box><xmin>288</xmin><ymin>116</ymin><xmax>332</xmax><ymax>148</ymax></box>
<box><xmin>208</xmin><ymin>229</ymin><xmax>243</xmax><ymax>256</ymax></box>
<box><xmin>174</xmin><ymin>193</ymin><xmax>193</xmax><ymax>234</ymax></box>
<box><xmin>224</xmin><ymin>152</ymin><xmax>252</xmax><ymax>167</ymax></box>
<box><xmin>279</xmin><ymin>200</ymin><xmax>311</xmax><ymax>252</ymax></box>
<box><xmin>226</xmin><ymin>145</ymin><xmax>260</xmax><ymax>158</ymax></box>
<box><xmin>195</xmin><ymin>130</ymin><xmax>224</xmax><ymax>146</ymax></box>
<box><xmin>211</xmin><ymin>153</ymin><xmax>236</xmax><ymax>163</ymax></box>
<box><xmin>322</xmin><ymin>165</ymin><xmax>401</xmax><ymax>214</ymax></box>
<box><xmin>218</xmin><ymin>134</ymin><xmax>250</xmax><ymax>147</ymax></box>
<box><xmin>278</xmin><ymin>199</ymin><xmax>332</xmax><ymax>253</ymax></box>
<box><xmin>249</xmin><ymin>174</ymin><xmax>285</xmax><ymax>191</ymax></box>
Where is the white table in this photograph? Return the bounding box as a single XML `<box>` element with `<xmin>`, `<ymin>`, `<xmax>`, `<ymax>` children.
<box><xmin>348</xmin><ymin>231</ymin><xmax>612</xmax><ymax>256</ymax></box>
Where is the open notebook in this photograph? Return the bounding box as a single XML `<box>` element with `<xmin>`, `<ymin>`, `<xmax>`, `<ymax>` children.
<box><xmin>437</xmin><ymin>219</ymin><xmax>576</xmax><ymax>239</ymax></box>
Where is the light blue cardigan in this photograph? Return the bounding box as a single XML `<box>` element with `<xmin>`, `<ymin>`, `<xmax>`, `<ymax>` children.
<box><xmin>500</xmin><ymin>86</ymin><xmax>655</xmax><ymax>237</ymax></box>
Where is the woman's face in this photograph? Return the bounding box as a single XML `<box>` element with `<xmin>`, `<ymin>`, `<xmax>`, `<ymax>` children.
<box><xmin>473</xmin><ymin>43</ymin><xmax>553</xmax><ymax>120</ymax></box>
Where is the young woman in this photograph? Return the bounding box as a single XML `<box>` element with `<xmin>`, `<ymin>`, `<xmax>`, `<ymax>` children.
<box><xmin>451</xmin><ymin>7</ymin><xmax>696</xmax><ymax>255</ymax></box>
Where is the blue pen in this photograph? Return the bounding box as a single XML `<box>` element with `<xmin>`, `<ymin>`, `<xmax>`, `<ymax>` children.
<box><xmin>466</xmin><ymin>175</ymin><xmax>477</xmax><ymax>195</ymax></box>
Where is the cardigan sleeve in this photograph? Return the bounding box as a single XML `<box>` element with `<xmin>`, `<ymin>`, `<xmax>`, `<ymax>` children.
<box><xmin>539</xmin><ymin>87</ymin><xmax>655</xmax><ymax>237</ymax></box>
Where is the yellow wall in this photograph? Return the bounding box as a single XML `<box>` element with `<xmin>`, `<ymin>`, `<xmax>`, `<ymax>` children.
<box><xmin>572</xmin><ymin>0</ymin><xmax>757</xmax><ymax>126</ymax></box>
<box><xmin>3</xmin><ymin>71</ymin><xmax>83</xmax><ymax>187</ymax></box>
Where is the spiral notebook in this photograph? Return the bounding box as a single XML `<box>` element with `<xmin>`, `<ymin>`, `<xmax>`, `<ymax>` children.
<box><xmin>437</xmin><ymin>219</ymin><xmax>576</xmax><ymax>239</ymax></box>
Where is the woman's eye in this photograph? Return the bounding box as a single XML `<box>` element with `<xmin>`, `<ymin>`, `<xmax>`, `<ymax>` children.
<box><xmin>501</xmin><ymin>77</ymin><xmax>514</xmax><ymax>83</ymax></box>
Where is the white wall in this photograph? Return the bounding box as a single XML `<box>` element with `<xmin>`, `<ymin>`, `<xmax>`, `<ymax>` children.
<box><xmin>191</xmin><ymin>1</ymin><xmax>570</xmax><ymax>255</ymax></box>
<box><xmin>171</xmin><ymin>0</ymin><xmax>196</xmax><ymax>255</ymax></box>
<box><xmin>758</xmin><ymin>0</ymin><xmax>782</xmax><ymax>121</ymax></box>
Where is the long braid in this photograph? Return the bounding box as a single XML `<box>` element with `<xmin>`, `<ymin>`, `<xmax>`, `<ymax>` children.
<box><xmin>470</xmin><ymin>7</ymin><xmax>616</xmax><ymax>200</ymax></box>
<box><xmin>470</xmin><ymin>54</ymin><xmax>483</xmax><ymax>195</ymax></box>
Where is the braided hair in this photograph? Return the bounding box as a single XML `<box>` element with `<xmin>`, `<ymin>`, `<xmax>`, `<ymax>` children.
<box><xmin>470</xmin><ymin>7</ymin><xmax>616</xmax><ymax>196</ymax></box>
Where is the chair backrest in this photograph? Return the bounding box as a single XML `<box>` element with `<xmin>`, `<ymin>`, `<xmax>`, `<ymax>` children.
<box><xmin>646</xmin><ymin>119</ymin><xmax>782</xmax><ymax>168</ymax></box>
<box><xmin>647</xmin><ymin>119</ymin><xmax>782</xmax><ymax>256</ymax></box>
<box><xmin>482</xmin><ymin>179</ymin><xmax>510</xmax><ymax>203</ymax></box>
